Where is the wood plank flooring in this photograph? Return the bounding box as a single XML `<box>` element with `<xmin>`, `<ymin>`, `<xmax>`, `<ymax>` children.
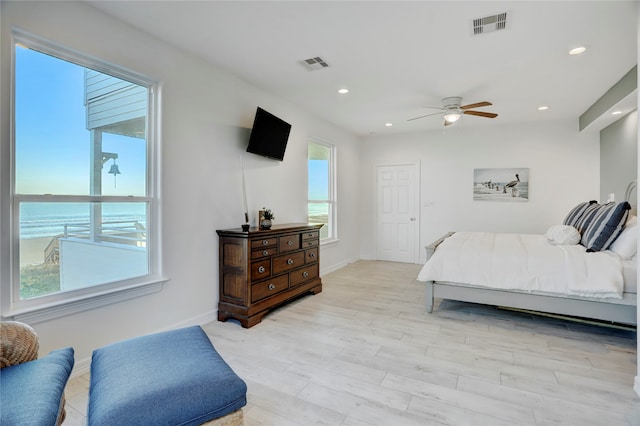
<box><xmin>63</xmin><ymin>260</ymin><xmax>640</xmax><ymax>425</ymax></box>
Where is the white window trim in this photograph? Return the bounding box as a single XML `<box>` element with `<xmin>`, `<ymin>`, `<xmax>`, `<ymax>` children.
<box><xmin>0</xmin><ymin>30</ymin><xmax>166</xmax><ymax>324</ymax></box>
<box><xmin>308</xmin><ymin>137</ymin><xmax>337</xmax><ymax>243</ymax></box>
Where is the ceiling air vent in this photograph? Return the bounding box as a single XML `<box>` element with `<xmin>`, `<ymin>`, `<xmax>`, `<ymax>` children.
<box><xmin>300</xmin><ymin>56</ymin><xmax>329</xmax><ymax>71</ymax></box>
<box><xmin>473</xmin><ymin>12</ymin><xmax>508</xmax><ymax>35</ymax></box>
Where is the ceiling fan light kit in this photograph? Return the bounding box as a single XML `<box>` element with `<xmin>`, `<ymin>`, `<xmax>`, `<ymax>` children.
<box><xmin>443</xmin><ymin>112</ymin><xmax>461</xmax><ymax>123</ymax></box>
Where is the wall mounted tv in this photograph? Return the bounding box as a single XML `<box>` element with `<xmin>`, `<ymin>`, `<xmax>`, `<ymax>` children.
<box><xmin>246</xmin><ymin>107</ymin><xmax>292</xmax><ymax>161</ymax></box>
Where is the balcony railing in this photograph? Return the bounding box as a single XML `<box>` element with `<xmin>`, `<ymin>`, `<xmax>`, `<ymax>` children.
<box><xmin>44</xmin><ymin>220</ymin><xmax>146</xmax><ymax>264</ymax></box>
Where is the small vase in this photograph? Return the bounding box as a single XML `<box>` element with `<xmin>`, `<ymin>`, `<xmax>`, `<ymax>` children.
<box><xmin>260</xmin><ymin>219</ymin><xmax>272</xmax><ymax>230</ymax></box>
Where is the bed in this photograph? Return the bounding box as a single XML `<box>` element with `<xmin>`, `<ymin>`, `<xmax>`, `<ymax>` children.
<box><xmin>417</xmin><ymin>198</ymin><xmax>638</xmax><ymax>326</ymax></box>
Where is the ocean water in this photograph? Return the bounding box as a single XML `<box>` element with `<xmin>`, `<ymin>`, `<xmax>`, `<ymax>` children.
<box><xmin>20</xmin><ymin>202</ymin><xmax>147</xmax><ymax>239</ymax></box>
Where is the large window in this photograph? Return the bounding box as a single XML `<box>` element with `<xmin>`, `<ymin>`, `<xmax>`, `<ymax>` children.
<box><xmin>3</xmin><ymin>32</ymin><xmax>161</xmax><ymax>320</ymax></box>
<box><xmin>308</xmin><ymin>140</ymin><xmax>336</xmax><ymax>241</ymax></box>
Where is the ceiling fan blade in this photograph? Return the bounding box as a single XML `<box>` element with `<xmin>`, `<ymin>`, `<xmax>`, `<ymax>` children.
<box><xmin>407</xmin><ymin>111</ymin><xmax>443</xmax><ymax>121</ymax></box>
<box><xmin>460</xmin><ymin>101</ymin><xmax>492</xmax><ymax>110</ymax></box>
<box><xmin>464</xmin><ymin>110</ymin><xmax>498</xmax><ymax>118</ymax></box>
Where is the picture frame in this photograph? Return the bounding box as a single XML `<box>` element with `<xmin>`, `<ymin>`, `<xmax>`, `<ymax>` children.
<box><xmin>473</xmin><ymin>168</ymin><xmax>529</xmax><ymax>201</ymax></box>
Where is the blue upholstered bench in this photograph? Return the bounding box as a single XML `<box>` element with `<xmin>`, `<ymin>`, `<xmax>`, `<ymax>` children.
<box><xmin>88</xmin><ymin>326</ymin><xmax>247</xmax><ymax>426</ymax></box>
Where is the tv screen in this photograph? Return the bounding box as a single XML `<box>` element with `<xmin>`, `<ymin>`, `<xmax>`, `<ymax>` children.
<box><xmin>246</xmin><ymin>107</ymin><xmax>291</xmax><ymax>161</ymax></box>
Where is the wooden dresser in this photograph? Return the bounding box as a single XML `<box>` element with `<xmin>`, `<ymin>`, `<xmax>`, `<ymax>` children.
<box><xmin>216</xmin><ymin>223</ymin><xmax>323</xmax><ymax>328</ymax></box>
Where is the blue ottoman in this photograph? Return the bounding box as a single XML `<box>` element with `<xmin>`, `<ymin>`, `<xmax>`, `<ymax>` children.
<box><xmin>0</xmin><ymin>347</ymin><xmax>75</xmax><ymax>425</ymax></box>
<box><xmin>88</xmin><ymin>326</ymin><xmax>247</xmax><ymax>426</ymax></box>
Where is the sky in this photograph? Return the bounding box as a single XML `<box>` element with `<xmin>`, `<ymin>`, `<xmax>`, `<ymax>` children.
<box><xmin>15</xmin><ymin>45</ymin><xmax>146</xmax><ymax>196</ymax></box>
<box><xmin>308</xmin><ymin>160</ymin><xmax>329</xmax><ymax>200</ymax></box>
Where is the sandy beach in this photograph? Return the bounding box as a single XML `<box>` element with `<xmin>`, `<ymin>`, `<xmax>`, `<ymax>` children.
<box><xmin>20</xmin><ymin>236</ymin><xmax>55</xmax><ymax>265</ymax></box>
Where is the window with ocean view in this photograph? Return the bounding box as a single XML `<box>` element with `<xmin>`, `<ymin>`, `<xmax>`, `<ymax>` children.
<box><xmin>5</xmin><ymin>32</ymin><xmax>160</xmax><ymax>317</ymax></box>
<box><xmin>308</xmin><ymin>140</ymin><xmax>336</xmax><ymax>241</ymax></box>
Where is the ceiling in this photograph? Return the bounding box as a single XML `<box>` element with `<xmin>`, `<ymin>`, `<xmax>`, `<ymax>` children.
<box><xmin>87</xmin><ymin>1</ymin><xmax>638</xmax><ymax>136</ymax></box>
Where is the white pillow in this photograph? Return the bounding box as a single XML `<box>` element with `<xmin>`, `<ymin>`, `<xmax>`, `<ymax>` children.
<box><xmin>545</xmin><ymin>225</ymin><xmax>581</xmax><ymax>245</ymax></box>
<box><xmin>609</xmin><ymin>216</ymin><xmax>637</xmax><ymax>259</ymax></box>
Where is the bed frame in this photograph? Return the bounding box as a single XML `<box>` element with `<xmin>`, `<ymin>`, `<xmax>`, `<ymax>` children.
<box><xmin>424</xmin><ymin>232</ymin><xmax>637</xmax><ymax>325</ymax></box>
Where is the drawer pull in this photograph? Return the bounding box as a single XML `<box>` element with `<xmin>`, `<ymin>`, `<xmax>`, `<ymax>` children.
<box><xmin>302</xmin><ymin>271</ymin><xmax>309</xmax><ymax>278</ymax></box>
<box><xmin>258</xmin><ymin>266</ymin><xmax>266</xmax><ymax>273</ymax></box>
<box><xmin>287</xmin><ymin>240</ymin><xmax>293</xmax><ymax>246</ymax></box>
<box><xmin>307</xmin><ymin>233</ymin><xmax>313</xmax><ymax>237</ymax></box>
<box><xmin>262</xmin><ymin>250</ymin><xmax>269</xmax><ymax>256</ymax></box>
<box><xmin>268</xmin><ymin>283</ymin><xmax>276</xmax><ymax>290</ymax></box>
<box><xmin>309</xmin><ymin>252</ymin><xmax>316</xmax><ymax>258</ymax></box>
<box><xmin>262</xmin><ymin>240</ymin><xmax>269</xmax><ymax>246</ymax></box>
<box><xmin>287</xmin><ymin>258</ymin><xmax>294</xmax><ymax>265</ymax></box>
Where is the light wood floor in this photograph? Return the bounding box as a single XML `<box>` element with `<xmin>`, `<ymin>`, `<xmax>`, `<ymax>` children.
<box><xmin>63</xmin><ymin>260</ymin><xmax>640</xmax><ymax>425</ymax></box>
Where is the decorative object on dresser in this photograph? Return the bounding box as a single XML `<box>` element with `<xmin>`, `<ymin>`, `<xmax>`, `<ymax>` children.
<box><xmin>217</xmin><ymin>223</ymin><xmax>322</xmax><ymax>328</ymax></box>
<box><xmin>259</xmin><ymin>208</ymin><xmax>275</xmax><ymax>230</ymax></box>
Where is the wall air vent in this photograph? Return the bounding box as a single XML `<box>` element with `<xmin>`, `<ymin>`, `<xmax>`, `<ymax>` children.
<box><xmin>473</xmin><ymin>12</ymin><xmax>508</xmax><ymax>35</ymax></box>
<box><xmin>300</xmin><ymin>56</ymin><xmax>329</xmax><ymax>71</ymax></box>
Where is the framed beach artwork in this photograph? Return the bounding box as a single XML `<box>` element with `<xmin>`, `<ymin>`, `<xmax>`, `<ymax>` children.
<box><xmin>473</xmin><ymin>168</ymin><xmax>529</xmax><ymax>202</ymax></box>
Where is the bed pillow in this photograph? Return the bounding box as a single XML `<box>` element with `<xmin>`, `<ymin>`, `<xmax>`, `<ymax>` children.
<box><xmin>563</xmin><ymin>200</ymin><xmax>598</xmax><ymax>229</ymax></box>
<box><xmin>545</xmin><ymin>225</ymin><xmax>581</xmax><ymax>245</ymax></box>
<box><xmin>581</xmin><ymin>201</ymin><xmax>631</xmax><ymax>252</ymax></box>
<box><xmin>609</xmin><ymin>215</ymin><xmax>637</xmax><ymax>259</ymax></box>
<box><xmin>572</xmin><ymin>202</ymin><xmax>603</xmax><ymax>235</ymax></box>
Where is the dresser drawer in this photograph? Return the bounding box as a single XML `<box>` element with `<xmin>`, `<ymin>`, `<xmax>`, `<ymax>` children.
<box><xmin>251</xmin><ymin>274</ymin><xmax>289</xmax><ymax>303</ymax></box>
<box><xmin>251</xmin><ymin>247</ymin><xmax>277</xmax><ymax>260</ymax></box>
<box><xmin>250</xmin><ymin>259</ymin><xmax>271</xmax><ymax>282</ymax></box>
<box><xmin>251</xmin><ymin>237</ymin><xmax>277</xmax><ymax>249</ymax></box>
<box><xmin>302</xmin><ymin>239</ymin><xmax>318</xmax><ymax>249</ymax></box>
<box><xmin>272</xmin><ymin>251</ymin><xmax>305</xmax><ymax>274</ymax></box>
<box><xmin>290</xmin><ymin>264</ymin><xmax>319</xmax><ymax>287</ymax></box>
<box><xmin>302</xmin><ymin>231</ymin><xmax>319</xmax><ymax>240</ymax></box>
<box><xmin>305</xmin><ymin>248</ymin><xmax>318</xmax><ymax>264</ymax></box>
<box><xmin>279</xmin><ymin>233</ymin><xmax>301</xmax><ymax>253</ymax></box>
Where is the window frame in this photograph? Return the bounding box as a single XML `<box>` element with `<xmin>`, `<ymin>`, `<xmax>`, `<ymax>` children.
<box><xmin>307</xmin><ymin>138</ymin><xmax>337</xmax><ymax>243</ymax></box>
<box><xmin>1</xmin><ymin>30</ymin><xmax>165</xmax><ymax>323</ymax></box>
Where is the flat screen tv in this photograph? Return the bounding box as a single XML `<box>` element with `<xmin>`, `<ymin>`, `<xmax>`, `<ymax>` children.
<box><xmin>246</xmin><ymin>107</ymin><xmax>291</xmax><ymax>161</ymax></box>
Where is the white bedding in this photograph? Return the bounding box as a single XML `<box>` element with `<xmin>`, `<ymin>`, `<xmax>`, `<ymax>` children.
<box><xmin>622</xmin><ymin>258</ymin><xmax>637</xmax><ymax>294</ymax></box>
<box><xmin>417</xmin><ymin>232</ymin><xmax>624</xmax><ymax>299</ymax></box>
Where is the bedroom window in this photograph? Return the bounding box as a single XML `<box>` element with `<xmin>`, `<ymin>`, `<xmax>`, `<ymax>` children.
<box><xmin>308</xmin><ymin>139</ymin><xmax>336</xmax><ymax>241</ymax></box>
<box><xmin>2</xmin><ymin>32</ymin><xmax>163</xmax><ymax>321</ymax></box>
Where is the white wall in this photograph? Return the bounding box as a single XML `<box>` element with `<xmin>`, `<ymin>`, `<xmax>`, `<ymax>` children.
<box><xmin>0</xmin><ymin>1</ymin><xmax>361</xmax><ymax>372</ymax></box>
<box><xmin>600</xmin><ymin>110</ymin><xmax>638</xmax><ymax>206</ymax></box>
<box><xmin>359</xmin><ymin>120</ymin><xmax>600</xmax><ymax>262</ymax></box>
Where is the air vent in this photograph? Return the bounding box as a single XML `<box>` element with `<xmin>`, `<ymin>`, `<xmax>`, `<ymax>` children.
<box><xmin>473</xmin><ymin>12</ymin><xmax>508</xmax><ymax>35</ymax></box>
<box><xmin>300</xmin><ymin>56</ymin><xmax>329</xmax><ymax>71</ymax></box>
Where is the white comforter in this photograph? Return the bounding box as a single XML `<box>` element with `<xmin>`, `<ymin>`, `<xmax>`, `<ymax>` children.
<box><xmin>417</xmin><ymin>232</ymin><xmax>624</xmax><ymax>299</ymax></box>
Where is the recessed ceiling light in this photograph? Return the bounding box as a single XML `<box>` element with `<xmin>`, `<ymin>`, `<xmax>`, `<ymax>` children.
<box><xmin>569</xmin><ymin>46</ymin><xmax>587</xmax><ymax>55</ymax></box>
<box><xmin>538</xmin><ymin>105</ymin><xmax>550</xmax><ymax>111</ymax></box>
<box><xmin>338</xmin><ymin>88</ymin><xmax>349</xmax><ymax>94</ymax></box>
<box><xmin>385</xmin><ymin>123</ymin><xmax>393</xmax><ymax>127</ymax></box>
<box><xmin>612</xmin><ymin>110</ymin><xmax>623</xmax><ymax>115</ymax></box>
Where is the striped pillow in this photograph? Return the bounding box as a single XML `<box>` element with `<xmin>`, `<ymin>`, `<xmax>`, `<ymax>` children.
<box><xmin>563</xmin><ymin>200</ymin><xmax>597</xmax><ymax>229</ymax></box>
<box><xmin>571</xmin><ymin>202</ymin><xmax>602</xmax><ymax>235</ymax></box>
<box><xmin>581</xmin><ymin>201</ymin><xmax>631</xmax><ymax>252</ymax></box>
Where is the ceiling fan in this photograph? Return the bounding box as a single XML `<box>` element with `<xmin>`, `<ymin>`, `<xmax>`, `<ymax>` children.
<box><xmin>408</xmin><ymin>96</ymin><xmax>498</xmax><ymax>126</ymax></box>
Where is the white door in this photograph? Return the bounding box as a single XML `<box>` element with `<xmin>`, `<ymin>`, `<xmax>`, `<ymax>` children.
<box><xmin>376</xmin><ymin>164</ymin><xmax>418</xmax><ymax>263</ymax></box>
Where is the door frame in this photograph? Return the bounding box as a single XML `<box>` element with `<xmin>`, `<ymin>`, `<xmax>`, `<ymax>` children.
<box><xmin>374</xmin><ymin>161</ymin><xmax>421</xmax><ymax>264</ymax></box>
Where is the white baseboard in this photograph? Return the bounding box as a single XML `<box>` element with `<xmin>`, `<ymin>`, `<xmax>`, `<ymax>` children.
<box><xmin>320</xmin><ymin>256</ymin><xmax>360</xmax><ymax>276</ymax></box>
